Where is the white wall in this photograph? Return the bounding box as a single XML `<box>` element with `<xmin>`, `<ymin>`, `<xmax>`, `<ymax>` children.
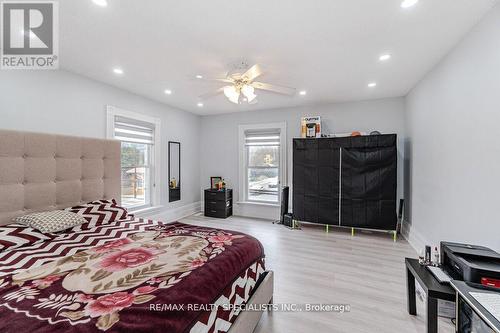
<box><xmin>200</xmin><ymin>98</ymin><xmax>406</xmax><ymax>220</ymax></box>
<box><xmin>405</xmin><ymin>4</ymin><xmax>500</xmax><ymax>252</ymax></box>
<box><xmin>0</xmin><ymin>70</ymin><xmax>202</xmax><ymax>217</ymax></box>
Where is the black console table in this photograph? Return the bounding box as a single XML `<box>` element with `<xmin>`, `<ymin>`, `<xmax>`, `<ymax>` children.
<box><xmin>405</xmin><ymin>258</ymin><xmax>455</xmax><ymax>333</ymax></box>
<box><xmin>204</xmin><ymin>189</ymin><xmax>232</xmax><ymax>218</ymax></box>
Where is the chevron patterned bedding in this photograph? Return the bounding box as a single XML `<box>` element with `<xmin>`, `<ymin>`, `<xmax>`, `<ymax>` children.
<box><xmin>0</xmin><ymin>223</ymin><xmax>57</xmax><ymax>253</ymax></box>
<box><xmin>0</xmin><ymin>200</ymin><xmax>128</xmax><ymax>255</ymax></box>
<box><xmin>0</xmin><ymin>217</ymin><xmax>266</xmax><ymax>333</ymax></box>
<box><xmin>64</xmin><ymin>199</ymin><xmax>129</xmax><ymax>228</ymax></box>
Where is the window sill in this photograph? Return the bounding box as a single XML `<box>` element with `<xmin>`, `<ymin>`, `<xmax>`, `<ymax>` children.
<box><xmin>236</xmin><ymin>201</ymin><xmax>280</xmax><ymax>208</ymax></box>
<box><xmin>128</xmin><ymin>205</ymin><xmax>164</xmax><ymax>216</ymax></box>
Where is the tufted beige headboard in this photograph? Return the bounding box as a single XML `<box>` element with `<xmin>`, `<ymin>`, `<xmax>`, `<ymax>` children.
<box><xmin>0</xmin><ymin>130</ymin><xmax>121</xmax><ymax>226</ymax></box>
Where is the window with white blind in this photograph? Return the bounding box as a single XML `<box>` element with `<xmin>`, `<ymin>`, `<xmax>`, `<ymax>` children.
<box><xmin>238</xmin><ymin>122</ymin><xmax>287</xmax><ymax>204</ymax></box>
<box><xmin>106</xmin><ymin>106</ymin><xmax>161</xmax><ymax>211</ymax></box>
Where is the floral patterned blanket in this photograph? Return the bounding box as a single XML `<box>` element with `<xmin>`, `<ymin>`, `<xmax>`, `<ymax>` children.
<box><xmin>0</xmin><ymin>221</ymin><xmax>265</xmax><ymax>333</ymax></box>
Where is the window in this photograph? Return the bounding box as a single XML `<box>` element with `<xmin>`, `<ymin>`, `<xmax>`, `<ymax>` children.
<box><xmin>239</xmin><ymin>123</ymin><xmax>286</xmax><ymax>205</ymax></box>
<box><xmin>107</xmin><ymin>106</ymin><xmax>161</xmax><ymax>211</ymax></box>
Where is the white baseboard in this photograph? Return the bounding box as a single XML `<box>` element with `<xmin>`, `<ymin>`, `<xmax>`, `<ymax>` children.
<box><xmin>200</xmin><ymin>201</ymin><xmax>279</xmax><ymax>221</ymax></box>
<box><xmin>137</xmin><ymin>201</ymin><xmax>202</xmax><ymax>222</ymax></box>
<box><xmin>233</xmin><ymin>203</ymin><xmax>279</xmax><ymax>221</ymax></box>
<box><xmin>402</xmin><ymin>222</ymin><xmax>429</xmax><ymax>254</ymax></box>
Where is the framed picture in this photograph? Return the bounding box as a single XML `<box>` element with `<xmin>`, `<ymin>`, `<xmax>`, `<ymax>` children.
<box><xmin>210</xmin><ymin>176</ymin><xmax>222</xmax><ymax>189</ymax></box>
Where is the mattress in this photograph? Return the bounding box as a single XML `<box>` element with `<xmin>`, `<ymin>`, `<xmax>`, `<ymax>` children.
<box><xmin>0</xmin><ymin>217</ymin><xmax>266</xmax><ymax>333</ymax></box>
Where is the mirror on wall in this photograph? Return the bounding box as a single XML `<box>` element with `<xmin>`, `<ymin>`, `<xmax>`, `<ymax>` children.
<box><xmin>168</xmin><ymin>141</ymin><xmax>180</xmax><ymax>202</ymax></box>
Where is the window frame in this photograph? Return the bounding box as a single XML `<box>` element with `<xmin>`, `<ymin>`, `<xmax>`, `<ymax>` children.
<box><xmin>106</xmin><ymin>106</ymin><xmax>161</xmax><ymax>211</ymax></box>
<box><xmin>238</xmin><ymin>122</ymin><xmax>287</xmax><ymax>206</ymax></box>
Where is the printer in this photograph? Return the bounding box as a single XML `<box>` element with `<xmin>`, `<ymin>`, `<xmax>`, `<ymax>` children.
<box><xmin>441</xmin><ymin>241</ymin><xmax>500</xmax><ymax>286</ymax></box>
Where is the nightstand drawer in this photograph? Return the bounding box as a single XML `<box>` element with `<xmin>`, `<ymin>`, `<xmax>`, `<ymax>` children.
<box><xmin>205</xmin><ymin>200</ymin><xmax>231</xmax><ymax>210</ymax></box>
<box><xmin>204</xmin><ymin>207</ymin><xmax>232</xmax><ymax>218</ymax></box>
<box><xmin>204</xmin><ymin>189</ymin><xmax>232</xmax><ymax>201</ymax></box>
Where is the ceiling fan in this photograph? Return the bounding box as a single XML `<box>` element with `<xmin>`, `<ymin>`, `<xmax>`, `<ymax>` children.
<box><xmin>198</xmin><ymin>63</ymin><xmax>296</xmax><ymax>105</ymax></box>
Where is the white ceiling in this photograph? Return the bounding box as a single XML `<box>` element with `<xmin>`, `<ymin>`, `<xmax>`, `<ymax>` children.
<box><xmin>59</xmin><ymin>0</ymin><xmax>497</xmax><ymax>115</ymax></box>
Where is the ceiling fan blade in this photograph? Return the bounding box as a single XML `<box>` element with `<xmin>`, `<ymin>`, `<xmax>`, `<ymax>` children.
<box><xmin>251</xmin><ymin>82</ymin><xmax>296</xmax><ymax>95</ymax></box>
<box><xmin>248</xmin><ymin>98</ymin><xmax>258</xmax><ymax>105</ymax></box>
<box><xmin>199</xmin><ymin>78</ymin><xmax>234</xmax><ymax>83</ymax></box>
<box><xmin>199</xmin><ymin>87</ymin><xmax>225</xmax><ymax>100</ymax></box>
<box><xmin>242</xmin><ymin>64</ymin><xmax>263</xmax><ymax>81</ymax></box>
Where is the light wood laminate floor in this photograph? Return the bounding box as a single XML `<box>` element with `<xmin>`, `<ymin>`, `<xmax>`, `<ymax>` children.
<box><xmin>176</xmin><ymin>214</ymin><xmax>454</xmax><ymax>333</ymax></box>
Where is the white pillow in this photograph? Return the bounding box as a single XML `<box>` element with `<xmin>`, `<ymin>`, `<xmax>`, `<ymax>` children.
<box><xmin>14</xmin><ymin>210</ymin><xmax>87</xmax><ymax>233</ymax></box>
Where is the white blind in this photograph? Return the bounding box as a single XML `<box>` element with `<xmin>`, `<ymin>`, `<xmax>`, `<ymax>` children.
<box><xmin>114</xmin><ymin>116</ymin><xmax>155</xmax><ymax>145</ymax></box>
<box><xmin>245</xmin><ymin>130</ymin><xmax>280</xmax><ymax>146</ymax></box>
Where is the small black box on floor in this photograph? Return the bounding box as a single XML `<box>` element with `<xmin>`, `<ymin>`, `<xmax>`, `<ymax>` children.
<box><xmin>283</xmin><ymin>213</ymin><xmax>293</xmax><ymax>227</ymax></box>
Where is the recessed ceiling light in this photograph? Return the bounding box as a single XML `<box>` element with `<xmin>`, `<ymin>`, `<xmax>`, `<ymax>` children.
<box><xmin>113</xmin><ymin>68</ymin><xmax>124</xmax><ymax>75</ymax></box>
<box><xmin>368</xmin><ymin>82</ymin><xmax>377</xmax><ymax>88</ymax></box>
<box><xmin>92</xmin><ymin>0</ymin><xmax>108</xmax><ymax>7</ymax></box>
<box><xmin>164</xmin><ymin>89</ymin><xmax>172</xmax><ymax>95</ymax></box>
<box><xmin>299</xmin><ymin>90</ymin><xmax>307</xmax><ymax>96</ymax></box>
<box><xmin>195</xmin><ymin>75</ymin><xmax>203</xmax><ymax>79</ymax></box>
<box><xmin>197</xmin><ymin>102</ymin><xmax>204</xmax><ymax>107</ymax></box>
<box><xmin>401</xmin><ymin>0</ymin><xmax>418</xmax><ymax>8</ymax></box>
<box><xmin>379</xmin><ymin>54</ymin><xmax>392</xmax><ymax>62</ymax></box>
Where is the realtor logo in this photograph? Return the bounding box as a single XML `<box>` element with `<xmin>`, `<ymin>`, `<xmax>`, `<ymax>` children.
<box><xmin>1</xmin><ymin>1</ymin><xmax>58</xmax><ymax>69</ymax></box>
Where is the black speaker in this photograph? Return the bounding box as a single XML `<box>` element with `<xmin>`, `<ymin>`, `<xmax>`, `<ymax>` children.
<box><xmin>283</xmin><ymin>213</ymin><xmax>293</xmax><ymax>228</ymax></box>
<box><xmin>398</xmin><ymin>199</ymin><xmax>405</xmax><ymax>220</ymax></box>
<box><xmin>280</xmin><ymin>186</ymin><xmax>289</xmax><ymax>223</ymax></box>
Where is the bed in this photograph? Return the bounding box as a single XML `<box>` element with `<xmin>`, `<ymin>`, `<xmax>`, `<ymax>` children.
<box><xmin>0</xmin><ymin>130</ymin><xmax>273</xmax><ymax>333</ymax></box>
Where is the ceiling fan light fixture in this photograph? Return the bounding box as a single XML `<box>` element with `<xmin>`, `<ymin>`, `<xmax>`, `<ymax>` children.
<box><xmin>246</xmin><ymin>94</ymin><xmax>257</xmax><ymax>103</ymax></box>
<box><xmin>197</xmin><ymin>63</ymin><xmax>294</xmax><ymax>106</ymax></box>
<box><xmin>223</xmin><ymin>85</ymin><xmax>236</xmax><ymax>98</ymax></box>
<box><xmin>241</xmin><ymin>84</ymin><xmax>257</xmax><ymax>102</ymax></box>
<box><xmin>229</xmin><ymin>94</ymin><xmax>240</xmax><ymax>104</ymax></box>
<box><xmin>224</xmin><ymin>86</ymin><xmax>240</xmax><ymax>104</ymax></box>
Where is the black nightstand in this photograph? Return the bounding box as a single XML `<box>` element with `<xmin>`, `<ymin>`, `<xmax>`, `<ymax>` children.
<box><xmin>204</xmin><ymin>189</ymin><xmax>232</xmax><ymax>218</ymax></box>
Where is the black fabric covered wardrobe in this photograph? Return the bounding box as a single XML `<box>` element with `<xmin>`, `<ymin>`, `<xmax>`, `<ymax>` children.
<box><xmin>292</xmin><ymin>134</ymin><xmax>397</xmax><ymax>231</ymax></box>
